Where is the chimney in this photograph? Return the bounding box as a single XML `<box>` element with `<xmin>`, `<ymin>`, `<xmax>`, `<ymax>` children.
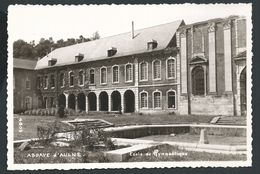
<box><xmin>132</xmin><ymin>21</ymin><xmax>134</xmax><ymax>39</ymax></box>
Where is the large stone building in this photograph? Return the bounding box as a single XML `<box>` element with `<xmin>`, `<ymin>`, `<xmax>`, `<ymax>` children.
<box><xmin>15</xmin><ymin>16</ymin><xmax>247</xmax><ymax>116</ymax></box>
<box><xmin>177</xmin><ymin>16</ymin><xmax>247</xmax><ymax>116</ymax></box>
<box><xmin>13</xmin><ymin>58</ymin><xmax>39</xmax><ymax>112</ymax></box>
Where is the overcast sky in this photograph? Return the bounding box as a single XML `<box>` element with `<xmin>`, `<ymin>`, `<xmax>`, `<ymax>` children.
<box><xmin>8</xmin><ymin>4</ymin><xmax>251</xmax><ymax>43</ymax></box>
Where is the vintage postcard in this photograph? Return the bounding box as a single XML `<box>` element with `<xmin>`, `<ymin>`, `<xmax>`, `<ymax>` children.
<box><xmin>7</xmin><ymin>4</ymin><xmax>252</xmax><ymax>170</ymax></box>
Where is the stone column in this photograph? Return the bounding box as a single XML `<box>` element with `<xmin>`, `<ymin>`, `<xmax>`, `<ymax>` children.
<box><xmin>180</xmin><ymin>30</ymin><xmax>188</xmax><ymax>94</ymax></box>
<box><xmin>108</xmin><ymin>92</ymin><xmax>111</xmax><ymax>112</ymax></box>
<box><xmin>85</xmin><ymin>95</ymin><xmax>88</xmax><ymax>113</ymax></box>
<box><xmin>96</xmin><ymin>92</ymin><xmax>100</xmax><ymax>111</ymax></box>
<box><xmin>65</xmin><ymin>93</ymin><xmax>68</xmax><ymax>109</ymax></box>
<box><xmin>134</xmin><ymin>88</ymin><xmax>139</xmax><ymax>112</ymax></box>
<box><xmin>121</xmin><ymin>92</ymin><xmax>124</xmax><ymax>113</ymax></box>
<box><xmin>223</xmin><ymin>21</ymin><xmax>232</xmax><ymax>92</ymax></box>
<box><xmin>75</xmin><ymin>95</ymin><xmax>78</xmax><ymax>112</ymax></box>
<box><xmin>208</xmin><ymin>23</ymin><xmax>217</xmax><ymax>93</ymax></box>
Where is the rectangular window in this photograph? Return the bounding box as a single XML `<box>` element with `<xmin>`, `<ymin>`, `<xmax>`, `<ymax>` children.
<box><xmin>141</xmin><ymin>93</ymin><xmax>148</xmax><ymax>108</ymax></box>
<box><xmin>36</xmin><ymin>76</ymin><xmax>41</xmax><ymax>89</ymax></box>
<box><xmin>79</xmin><ymin>71</ymin><xmax>84</xmax><ymax>85</ymax></box>
<box><xmin>168</xmin><ymin>91</ymin><xmax>176</xmax><ymax>108</ymax></box>
<box><xmin>43</xmin><ymin>75</ymin><xmax>48</xmax><ymax>89</ymax></box>
<box><xmin>90</xmin><ymin>69</ymin><xmax>95</xmax><ymax>84</ymax></box>
<box><xmin>25</xmin><ymin>79</ymin><xmax>30</xmax><ymax>89</ymax></box>
<box><xmin>140</xmin><ymin>62</ymin><xmax>148</xmax><ymax>81</ymax></box>
<box><xmin>50</xmin><ymin>97</ymin><xmax>54</xmax><ymax>108</ymax></box>
<box><xmin>113</xmin><ymin>66</ymin><xmax>119</xmax><ymax>83</ymax></box>
<box><xmin>167</xmin><ymin>59</ymin><xmax>176</xmax><ymax>79</ymax></box>
<box><xmin>126</xmin><ymin>64</ymin><xmax>133</xmax><ymax>82</ymax></box>
<box><xmin>154</xmin><ymin>92</ymin><xmax>161</xmax><ymax>108</ymax></box>
<box><xmin>50</xmin><ymin>74</ymin><xmax>55</xmax><ymax>88</ymax></box>
<box><xmin>153</xmin><ymin>60</ymin><xmax>161</xmax><ymax>79</ymax></box>
<box><xmin>69</xmin><ymin>72</ymin><xmax>74</xmax><ymax>86</ymax></box>
<box><xmin>43</xmin><ymin>97</ymin><xmax>48</xmax><ymax>108</ymax></box>
<box><xmin>101</xmin><ymin>68</ymin><xmax>107</xmax><ymax>84</ymax></box>
<box><xmin>60</xmin><ymin>73</ymin><xmax>64</xmax><ymax>87</ymax></box>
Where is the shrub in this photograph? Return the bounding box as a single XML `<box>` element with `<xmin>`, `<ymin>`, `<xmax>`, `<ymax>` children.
<box><xmin>77</xmin><ymin>128</ymin><xmax>115</xmax><ymax>151</ymax></box>
<box><xmin>58</xmin><ymin>105</ymin><xmax>66</xmax><ymax>118</ymax></box>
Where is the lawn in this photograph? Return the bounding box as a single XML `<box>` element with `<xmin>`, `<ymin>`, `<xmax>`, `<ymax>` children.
<box><xmin>14</xmin><ymin>114</ymin><xmax>215</xmax><ymax>141</ymax></box>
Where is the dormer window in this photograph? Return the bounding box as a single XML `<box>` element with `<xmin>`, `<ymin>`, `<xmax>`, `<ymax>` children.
<box><xmin>75</xmin><ymin>53</ymin><xmax>84</xmax><ymax>62</ymax></box>
<box><xmin>147</xmin><ymin>40</ymin><xmax>158</xmax><ymax>50</ymax></box>
<box><xmin>107</xmin><ymin>47</ymin><xmax>117</xmax><ymax>57</ymax></box>
<box><xmin>48</xmin><ymin>58</ymin><xmax>57</xmax><ymax>66</ymax></box>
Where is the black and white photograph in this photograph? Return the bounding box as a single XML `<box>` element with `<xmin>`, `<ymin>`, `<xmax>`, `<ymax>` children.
<box><xmin>7</xmin><ymin>4</ymin><xmax>252</xmax><ymax>170</ymax></box>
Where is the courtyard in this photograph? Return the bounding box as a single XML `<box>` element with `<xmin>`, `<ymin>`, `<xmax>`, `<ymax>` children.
<box><xmin>14</xmin><ymin>114</ymin><xmax>216</xmax><ymax>140</ymax></box>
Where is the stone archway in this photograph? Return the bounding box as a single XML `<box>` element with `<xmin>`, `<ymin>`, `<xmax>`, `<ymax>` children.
<box><xmin>240</xmin><ymin>67</ymin><xmax>246</xmax><ymax>116</ymax></box>
<box><xmin>88</xmin><ymin>92</ymin><xmax>97</xmax><ymax>111</ymax></box>
<box><xmin>77</xmin><ymin>93</ymin><xmax>86</xmax><ymax>111</ymax></box>
<box><xmin>68</xmin><ymin>94</ymin><xmax>76</xmax><ymax>110</ymax></box>
<box><xmin>99</xmin><ymin>91</ymin><xmax>108</xmax><ymax>111</ymax></box>
<box><xmin>58</xmin><ymin>94</ymin><xmax>66</xmax><ymax>107</ymax></box>
<box><xmin>124</xmin><ymin>90</ymin><xmax>135</xmax><ymax>113</ymax></box>
<box><xmin>111</xmin><ymin>91</ymin><xmax>121</xmax><ymax>112</ymax></box>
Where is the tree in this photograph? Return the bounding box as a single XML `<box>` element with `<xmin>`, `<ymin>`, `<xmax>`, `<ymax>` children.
<box><xmin>13</xmin><ymin>39</ymin><xmax>35</xmax><ymax>59</ymax></box>
<box><xmin>35</xmin><ymin>38</ymin><xmax>53</xmax><ymax>58</ymax></box>
<box><xmin>13</xmin><ymin>31</ymin><xmax>101</xmax><ymax>60</ymax></box>
<box><xmin>92</xmin><ymin>31</ymin><xmax>100</xmax><ymax>40</ymax></box>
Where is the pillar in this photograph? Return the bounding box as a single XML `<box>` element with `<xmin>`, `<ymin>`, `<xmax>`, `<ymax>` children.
<box><xmin>134</xmin><ymin>88</ymin><xmax>139</xmax><ymax>112</ymax></box>
<box><xmin>208</xmin><ymin>23</ymin><xmax>217</xmax><ymax>93</ymax></box>
<box><xmin>75</xmin><ymin>95</ymin><xmax>78</xmax><ymax>112</ymax></box>
<box><xmin>85</xmin><ymin>95</ymin><xmax>88</xmax><ymax>113</ymax></box>
<box><xmin>96</xmin><ymin>92</ymin><xmax>100</xmax><ymax>111</ymax></box>
<box><xmin>223</xmin><ymin>21</ymin><xmax>232</xmax><ymax>92</ymax></box>
<box><xmin>121</xmin><ymin>92</ymin><xmax>124</xmax><ymax>113</ymax></box>
<box><xmin>64</xmin><ymin>94</ymin><xmax>68</xmax><ymax>109</ymax></box>
<box><xmin>180</xmin><ymin>30</ymin><xmax>187</xmax><ymax>94</ymax></box>
<box><xmin>108</xmin><ymin>92</ymin><xmax>111</xmax><ymax>112</ymax></box>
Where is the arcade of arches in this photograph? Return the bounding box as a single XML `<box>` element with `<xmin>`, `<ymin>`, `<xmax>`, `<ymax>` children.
<box><xmin>57</xmin><ymin>90</ymin><xmax>136</xmax><ymax>113</ymax></box>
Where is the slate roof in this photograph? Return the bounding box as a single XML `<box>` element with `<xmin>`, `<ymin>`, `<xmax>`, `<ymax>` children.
<box><xmin>13</xmin><ymin>58</ymin><xmax>37</xmax><ymax>70</ymax></box>
<box><xmin>35</xmin><ymin>20</ymin><xmax>183</xmax><ymax>70</ymax></box>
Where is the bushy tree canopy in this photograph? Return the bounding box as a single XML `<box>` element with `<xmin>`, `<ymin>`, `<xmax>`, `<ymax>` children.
<box><xmin>13</xmin><ymin>31</ymin><xmax>100</xmax><ymax>60</ymax></box>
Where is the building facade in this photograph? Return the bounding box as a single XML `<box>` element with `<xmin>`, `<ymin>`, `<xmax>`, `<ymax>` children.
<box><xmin>177</xmin><ymin>16</ymin><xmax>247</xmax><ymax>116</ymax></box>
<box><xmin>15</xmin><ymin>16</ymin><xmax>247</xmax><ymax>116</ymax></box>
<box><xmin>13</xmin><ymin>58</ymin><xmax>39</xmax><ymax>113</ymax></box>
